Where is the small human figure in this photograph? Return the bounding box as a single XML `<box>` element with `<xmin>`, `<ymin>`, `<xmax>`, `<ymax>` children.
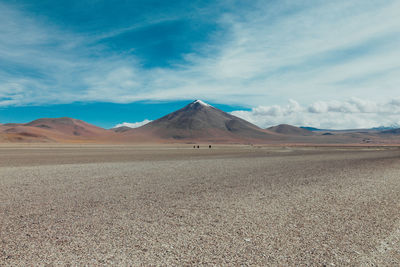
<box><xmin>193</xmin><ymin>145</ymin><xmax>196</xmax><ymax>149</ymax></box>
<box><xmin>209</xmin><ymin>145</ymin><xmax>211</xmax><ymax>149</ymax></box>
<box><xmin>197</xmin><ymin>145</ymin><xmax>200</xmax><ymax>149</ymax></box>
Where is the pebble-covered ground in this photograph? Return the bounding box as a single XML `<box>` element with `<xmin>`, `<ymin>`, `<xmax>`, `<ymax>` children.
<box><xmin>0</xmin><ymin>145</ymin><xmax>399</xmax><ymax>265</ymax></box>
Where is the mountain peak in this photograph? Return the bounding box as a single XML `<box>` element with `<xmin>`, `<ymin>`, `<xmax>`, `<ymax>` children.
<box><xmin>121</xmin><ymin>99</ymin><xmax>277</xmax><ymax>143</ymax></box>
<box><xmin>192</xmin><ymin>100</ymin><xmax>211</xmax><ymax>107</ymax></box>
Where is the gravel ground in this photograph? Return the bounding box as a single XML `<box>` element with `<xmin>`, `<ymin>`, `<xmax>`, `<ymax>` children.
<box><xmin>0</xmin><ymin>146</ymin><xmax>400</xmax><ymax>265</ymax></box>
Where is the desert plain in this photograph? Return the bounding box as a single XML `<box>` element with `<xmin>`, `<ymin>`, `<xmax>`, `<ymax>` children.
<box><xmin>1</xmin><ymin>144</ymin><xmax>400</xmax><ymax>265</ymax></box>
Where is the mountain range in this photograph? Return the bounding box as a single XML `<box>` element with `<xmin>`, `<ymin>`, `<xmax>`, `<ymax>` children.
<box><xmin>1</xmin><ymin>100</ymin><xmax>399</xmax><ymax>144</ymax></box>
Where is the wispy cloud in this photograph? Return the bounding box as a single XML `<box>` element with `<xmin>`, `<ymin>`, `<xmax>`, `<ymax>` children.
<box><xmin>0</xmin><ymin>0</ymin><xmax>399</xmax><ymax>116</ymax></box>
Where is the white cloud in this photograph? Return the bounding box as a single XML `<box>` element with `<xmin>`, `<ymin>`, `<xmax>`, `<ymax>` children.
<box><xmin>114</xmin><ymin>119</ymin><xmax>152</xmax><ymax>129</ymax></box>
<box><xmin>307</xmin><ymin>98</ymin><xmax>380</xmax><ymax>114</ymax></box>
<box><xmin>231</xmin><ymin>98</ymin><xmax>400</xmax><ymax>129</ymax></box>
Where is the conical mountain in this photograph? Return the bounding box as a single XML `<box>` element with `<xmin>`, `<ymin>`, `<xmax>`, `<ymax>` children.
<box><xmin>122</xmin><ymin>100</ymin><xmax>279</xmax><ymax>143</ymax></box>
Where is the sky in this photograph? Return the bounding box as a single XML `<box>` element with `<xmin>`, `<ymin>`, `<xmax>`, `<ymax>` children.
<box><xmin>0</xmin><ymin>0</ymin><xmax>399</xmax><ymax>129</ymax></box>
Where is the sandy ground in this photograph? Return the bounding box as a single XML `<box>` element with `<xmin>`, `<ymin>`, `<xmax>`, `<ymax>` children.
<box><xmin>1</xmin><ymin>145</ymin><xmax>400</xmax><ymax>265</ymax></box>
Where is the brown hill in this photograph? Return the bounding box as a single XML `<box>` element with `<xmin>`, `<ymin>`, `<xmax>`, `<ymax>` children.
<box><xmin>25</xmin><ymin>117</ymin><xmax>110</xmax><ymax>138</ymax></box>
<box><xmin>267</xmin><ymin>124</ymin><xmax>314</xmax><ymax>136</ymax></box>
<box><xmin>121</xmin><ymin>100</ymin><xmax>280</xmax><ymax>143</ymax></box>
<box><xmin>0</xmin><ymin>117</ymin><xmax>115</xmax><ymax>143</ymax></box>
<box><xmin>0</xmin><ymin>124</ymin><xmax>51</xmax><ymax>143</ymax></box>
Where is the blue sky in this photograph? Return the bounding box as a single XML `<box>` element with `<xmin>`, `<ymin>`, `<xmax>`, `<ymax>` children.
<box><xmin>1</xmin><ymin>0</ymin><xmax>400</xmax><ymax>129</ymax></box>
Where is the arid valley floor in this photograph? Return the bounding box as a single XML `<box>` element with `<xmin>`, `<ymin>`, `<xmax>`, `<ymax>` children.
<box><xmin>1</xmin><ymin>145</ymin><xmax>400</xmax><ymax>265</ymax></box>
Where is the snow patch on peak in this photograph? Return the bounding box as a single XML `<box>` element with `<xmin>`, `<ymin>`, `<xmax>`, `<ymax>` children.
<box><xmin>193</xmin><ymin>100</ymin><xmax>211</xmax><ymax>107</ymax></box>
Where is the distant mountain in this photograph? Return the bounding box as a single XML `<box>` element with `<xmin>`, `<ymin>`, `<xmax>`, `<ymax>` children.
<box><xmin>301</xmin><ymin>126</ymin><xmax>400</xmax><ymax>133</ymax></box>
<box><xmin>300</xmin><ymin>126</ymin><xmax>324</xmax><ymax>131</ymax></box>
<box><xmin>0</xmin><ymin>124</ymin><xmax>50</xmax><ymax>142</ymax></box>
<box><xmin>0</xmin><ymin>117</ymin><xmax>115</xmax><ymax>142</ymax></box>
<box><xmin>121</xmin><ymin>100</ymin><xmax>279</xmax><ymax>143</ymax></box>
<box><xmin>25</xmin><ymin>117</ymin><xmax>109</xmax><ymax>137</ymax></box>
<box><xmin>371</xmin><ymin>125</ymin><xmax>400</xmax><ymax>131</ymax></box>
<box><xmin>268</xmin><ymin>124</ymin><xmax>314</xmax><ymax>136</ymax></box>
<box><xmin>1</xmin><ymin>103</ymin><xmax>399</xmax><ymax>144</ymax></box>
<box><xmin>111</xmin><ymin>126</ymin><xmax>132</xmax><ymax>133</ymax></box>
<box><xmin>380</xmin><ymin>128</ymin><xmax>400</xmax><ymax>135</ymax></box>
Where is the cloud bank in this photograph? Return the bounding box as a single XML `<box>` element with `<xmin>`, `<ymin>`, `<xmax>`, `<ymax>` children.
<box><xmin>231</xmin><ymin>98</ymin><xmax>400</xmax><ymax>129</ymax></box>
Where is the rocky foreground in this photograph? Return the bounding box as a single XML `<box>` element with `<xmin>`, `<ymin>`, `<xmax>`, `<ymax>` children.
<box><xmin>1</xmin><ymin>145</ymin><xmax>399</xmax><ymax>265</ymax></box>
